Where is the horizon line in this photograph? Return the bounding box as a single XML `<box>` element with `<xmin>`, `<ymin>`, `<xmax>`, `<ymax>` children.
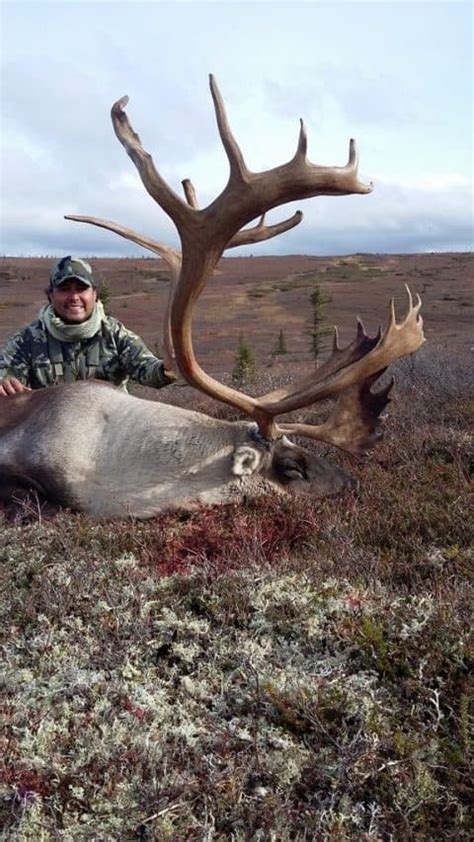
<box><xmin>1</xmin><ymin>249</ymin><xmax>473</xmax><ymax>261</ymax></box>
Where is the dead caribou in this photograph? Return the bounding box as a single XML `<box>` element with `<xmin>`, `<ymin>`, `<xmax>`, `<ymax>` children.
<box><xmin>0</xmin><ymin>76</ymin><xmax>424</xmax><ymax>518</ymax></box>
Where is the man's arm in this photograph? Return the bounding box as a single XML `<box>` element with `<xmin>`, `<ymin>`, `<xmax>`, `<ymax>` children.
<box><xmin>0</xmin><ymin>332</ymin><xmax>33</xmax><ymax>396</ymax></box>
<box><xmin>113</xmin><ymin>321</ymin><xmax>177</xmax><ymax>388</ymax></box>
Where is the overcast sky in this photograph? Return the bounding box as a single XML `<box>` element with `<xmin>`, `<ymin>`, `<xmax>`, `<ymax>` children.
<box><xmin>1</xmin><ymin>0</ymin><xmax>472</xmax><ymax>257</ymax></box>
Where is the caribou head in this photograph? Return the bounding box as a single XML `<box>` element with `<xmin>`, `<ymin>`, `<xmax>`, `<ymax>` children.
<box><xmin>0</xmin><ymin>77</ymin><xmax>424</xmax><ymax>518</ymax></box>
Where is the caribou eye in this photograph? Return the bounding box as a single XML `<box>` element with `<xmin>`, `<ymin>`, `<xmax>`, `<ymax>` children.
<box><xmin>273</xmin><ymin>455</ymin><xmax>309</xmax><ymax>484</ymax></box>
<box><xmin>284</xmin><ymin>468</ymin><xmax>307</xmax><ymax>481</ymax></box>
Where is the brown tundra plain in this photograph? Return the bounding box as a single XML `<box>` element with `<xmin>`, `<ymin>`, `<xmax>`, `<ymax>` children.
<box><xmin>1</xmin><ymin>252</ymin><xmax>473</xmax><ymax>840</ymax></box>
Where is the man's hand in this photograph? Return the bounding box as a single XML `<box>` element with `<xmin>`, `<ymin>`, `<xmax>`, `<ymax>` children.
<box><xmin>0</xmin><ymin>378</ymin><xmax>31</xmax><ymax>397</ymax></box>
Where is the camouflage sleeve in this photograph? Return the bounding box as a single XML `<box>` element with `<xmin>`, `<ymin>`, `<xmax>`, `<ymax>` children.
<box><xmin>0</xmin><ymin>329</ymin><xmax>33</xmax><ymax>386</ymax></box>
<box><xmin>112</xmin><ymin>320</ymin><xmax>173</xmax><ymax>388</ymax></box>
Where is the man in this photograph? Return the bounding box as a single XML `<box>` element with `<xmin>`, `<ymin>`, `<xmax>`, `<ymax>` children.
<box><xmin>0</xmin><ymin>256</ymin><xmax>177</xmax><ymax>396</ymax></box>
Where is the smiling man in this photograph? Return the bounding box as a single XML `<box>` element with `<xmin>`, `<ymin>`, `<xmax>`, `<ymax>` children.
<box><xmin>0</xmin><ymin>256</ymin><xmax>176</xmax><ymax>396</ymax></box>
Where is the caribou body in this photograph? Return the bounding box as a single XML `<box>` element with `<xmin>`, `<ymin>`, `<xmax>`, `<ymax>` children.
<box><xmin>0</xmin><ymin>382</ymin><xmax>355</xmax><ymax>518</ymax></box>
<box><xmin>0</xmin><ymin>76</ymin><xmax>424</xmax><ymax>518</ymax></box>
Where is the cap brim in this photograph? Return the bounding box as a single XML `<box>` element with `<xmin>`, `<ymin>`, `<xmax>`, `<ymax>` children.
<box><xmin>54</xmin><ymin>275</ymin><xmax>95</xmax><ymax>288</ymax></box>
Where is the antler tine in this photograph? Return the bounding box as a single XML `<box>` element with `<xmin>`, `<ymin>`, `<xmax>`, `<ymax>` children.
<box><xmin>111</xmin><ymin>96</ymin><xmax>190</xmax><ymax>228</ymax></box>
<box><xmin>348</xmin><ymin>138</ymin><xmax>358</xmax><ymax>169</ymax></box>
<box><xmin>228</xmin><ymin>211</ymin><xmax>303</xmax><ymax>248</ymax></box>
<box><xmin>64</xmin><ymin>214</ymin><xmax>181</xmax><ymax>268</ymax></box>
<box><xmin>295</xmin><ymin>119</ymin><xmax>308</xmax><ymax>160</ymax></box>
<box><xmin>182</xmin><ymin>179</ymin><xmax>199</xmax><ymax>209</ymax></box>
<box><xmin>209</xmin><ymin>74</ymin><xmax>248</xmax><ymax>180</ymax></box>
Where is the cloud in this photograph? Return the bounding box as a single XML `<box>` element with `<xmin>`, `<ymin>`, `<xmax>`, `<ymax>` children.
<box><xmin>1</xmin><ymin>1</ymin><xmax>472</xmax><ymax>256</ymax></box>
<box><xmin>263</xmin><ymin>63</ymin><xmax>419</xmax><ymax>131</ymax></box>
<box><xmin>3</xmin><ymin>167</ymin><xmax>470</xmax><ymax>258</ymax></box>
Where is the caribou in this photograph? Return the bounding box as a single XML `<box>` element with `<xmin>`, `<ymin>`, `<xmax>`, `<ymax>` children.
<box><xmin>0</xmin><ymin>76</ymin><xmax>424</xmax><ymax>518</ymax></box>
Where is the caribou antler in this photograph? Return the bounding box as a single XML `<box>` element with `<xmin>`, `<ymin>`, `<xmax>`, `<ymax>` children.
<box><xmin>67</xmin><ymin>75</ymin><xmax>424</xmax><ymax>454</ymax></box>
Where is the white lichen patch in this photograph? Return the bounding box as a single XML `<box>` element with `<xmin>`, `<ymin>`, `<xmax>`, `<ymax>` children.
<box><xmin>1</xmin><ymin>494</ymin><xmax>471</xmax><ymax>839</ymax></box>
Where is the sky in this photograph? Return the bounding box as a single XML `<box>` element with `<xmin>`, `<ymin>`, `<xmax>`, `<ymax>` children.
<box><xmin>1</xmin><ymin>0</ymin><xmax>472</xmax><ymax>258</ymax></box>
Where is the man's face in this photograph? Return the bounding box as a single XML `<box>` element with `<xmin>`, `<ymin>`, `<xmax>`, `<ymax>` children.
<box><xmin>50</xmin><ymin>279</ymin><xmax>97</xmax><ymax>323</ymax></box>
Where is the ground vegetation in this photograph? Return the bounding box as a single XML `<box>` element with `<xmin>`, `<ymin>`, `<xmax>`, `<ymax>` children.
<box><xmin>1</xmin><ymin>341</ymin><xmax>472</xmax><ymax>840</ymax></box>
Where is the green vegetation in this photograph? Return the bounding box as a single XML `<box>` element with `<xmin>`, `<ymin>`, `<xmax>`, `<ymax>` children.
<box><xmin>246</xmin><ymin>261</ymin><xmax>397</xmax><ymax>302</ymax></box>
<box><xmin>1</xmin><ymin>347</ymin><xmax>472</xmax><ymax>839</ymax></box>
<box><xmin>232</xmin><ymin>331</ymin><xmax>257</xmax><ymax>384</ymax></box>
<box><xmin>98</xmin><ymin>276</ymin><xmax>112</xmax><ymax>315</ymax></box>
<box><xmin>247</xmin><ymin>272</ymin><xmax>319</xmax><ymax>299</ymax></box>
<box><xmin>321</xmin><ymin>261</ymin><xmax>381</xmax><ymax>282</ymax></box>
<box><xmin>307</xmin><ymin>281</ymin><xmax>331</xmax><ymax>362</ymax></box>
<box><xmin>273</xmin><ymin>328</ymin><xmax>288</xmax><ymax>355</ymax></box>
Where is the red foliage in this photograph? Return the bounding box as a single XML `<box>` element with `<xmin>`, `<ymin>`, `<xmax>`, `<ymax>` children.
<box><xmin>1</xmin><ymin>767</ymin><xmax>50</xmax><ymax>798</ymax></box>
<box><xmin>123</xmin><ymin>701</ymin><xmax>146</xmax><ymax>720</ymax></box>
<box><xmin>144</xmin><ymin>497</ymin><xmax>321</xmax><ymax>576</ymax></box>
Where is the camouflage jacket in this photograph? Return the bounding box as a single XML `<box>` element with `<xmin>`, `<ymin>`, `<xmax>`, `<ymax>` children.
<box><xmin>0</xmin><ymin>314</ymin><xmax>172</xmax><ymax>391</ymax></box>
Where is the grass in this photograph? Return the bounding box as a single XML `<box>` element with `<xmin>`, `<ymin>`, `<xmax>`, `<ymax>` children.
<box><xmin>321</xmin><ymin>263</ymin><xmax>382</xmax><ymax>282</ymax></box>
<box><xmin>0</xmin><ymin>345</ymin><xmax>473</xmax><ymax>840</ymax></box>
<box><xmin>247</xmin><ymin>273</ymin><xmax>318</xmax><ymax>299</ymax></box>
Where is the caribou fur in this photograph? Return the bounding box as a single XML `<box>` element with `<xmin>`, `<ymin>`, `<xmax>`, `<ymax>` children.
<box><xmin>0</xmin><ymin>382</ymin><xmax>354</xmax><ymax>518</ymax></box>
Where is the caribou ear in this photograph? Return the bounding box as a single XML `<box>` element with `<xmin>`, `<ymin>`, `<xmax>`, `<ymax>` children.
<box><xmin>232</xmin><ymin>445</ymin><xmax>263</xmax><ymax>477</ymax></box>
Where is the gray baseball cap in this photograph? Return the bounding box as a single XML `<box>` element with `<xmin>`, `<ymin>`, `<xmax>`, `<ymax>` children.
<box><xmin>49</xmin><ymin>256</ymin><xmax>96</xmax><ymax>289</ymax></box>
